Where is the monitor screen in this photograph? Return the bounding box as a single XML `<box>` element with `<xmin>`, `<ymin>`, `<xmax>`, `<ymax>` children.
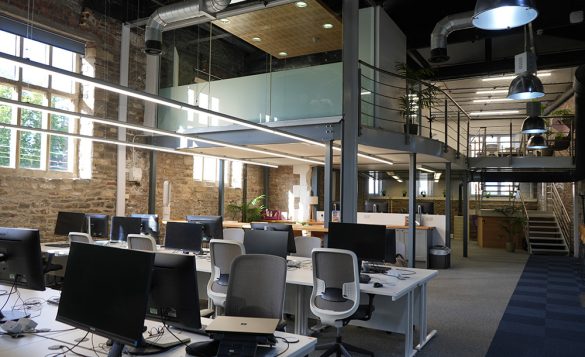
<box><xmin>243</xmin><ymin>230</ymin><xmax>288</xmax><ymax>259</ymax></box>
<box><xmin>266</xmin><ymin>223</ymin><xmax>296</xmax><ymax>254</ymax></box>
<box><xmin>418</xmin><ymin>202</ymin><xmax>435</xmax><ymax>214</ymax></box>
<box><xmin>110</xmin><ymin>216</ymin><xmax>142</xmax><ymax>242</ymax></box>
<box><xmin>145</xmin><ymin>253</ymin><xmax>201</xmax><ymax>332</ymax></box>
<box><xmin>54</xmin><ymin>211</ymin><xmax>87</xmax><ymax>236</ymax></box>
<box><xmin>129</xmin><ymin>214</ymin><xmax>159</xmax><ymax>241</ymax></box>
<box><xmin>56</xmin><ymin>243</ymin><xmax>154</xmax><ymax>348</ymax></box>
<box><xmin>327</xmin><ymin>222</ymin><xmax>387</xmax><ymax>263</ymax></box>
<box><xmin>164</xmin><ymin>222</ymin><xmax>203</xmax><ymax>253</ymax></box>
<box><xmin>185</xmin><ymin>215</ymin><xmax>223</xmax><ymax>241</ymax></box>
<box><xmin>86</xmin><ymin>214</ymin><xmax>109</xmax><ymax>238</ymax></box>
<box><xmin>0</xmin><ymin>227</ymin><xmax>45</xmax><ymax>291</ymax></box>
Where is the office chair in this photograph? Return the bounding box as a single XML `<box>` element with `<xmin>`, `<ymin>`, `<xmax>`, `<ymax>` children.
<box><xmin>224</xmin><ymin>254</ymin><xmax>287</xmax><ymax>330</ymax></box>
<box><xmin>127</xmin><ymin>234</ymin><xmax>157</xmax><ymax>251</ymax></box>
<box><xmin>310</xmin><ymin>248</ymin><xmax>375</xmax><ymax>357</ymax></box>
<box><xmin>222</xmin><ymin>228</ymin><xmax>245</xmax><ymax>243</ymax></box>
<box><xmin>207</xmin><ymin>239</ymin><xmax>245</xmax><ymax>314</ymax></box>
<box><xmin>294</xmin><ymin>236</ymin><xmax>321</xmax><ymax>257</ymax></box>
<box><xmin>68</xmin><ymin>232</ymin><xmax>93</xmax><ymax>244</ymax></box>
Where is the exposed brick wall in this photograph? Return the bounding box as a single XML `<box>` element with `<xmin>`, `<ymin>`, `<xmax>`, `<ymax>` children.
<box><xmin>268</xmin><ymin>166</ymin><xmax>295</xmax><ymax>213</ymax></box>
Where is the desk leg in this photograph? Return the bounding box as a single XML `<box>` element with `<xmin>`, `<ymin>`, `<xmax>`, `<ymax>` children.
<box><xmin>294</xmin><ymin>285</ymin><xmax>308</xmax><ymax>335</ymax></box>
<box><xmin>415</xmin><ymin>283</ymin><xmax>437</xmax><ymax>351</ymax></box>
<box><xmin>404</xmin><ymin>290</ymin><xmax>416</xmax><ymax>357</ymax></box>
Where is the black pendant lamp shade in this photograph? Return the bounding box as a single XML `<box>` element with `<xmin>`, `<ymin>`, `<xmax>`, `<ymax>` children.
<box><xmin>472</xmin><ymin>0</ymin><xmax>538</xmax><ymax>30</ymax></box>
<box><xmin>526</xmin><ymin>134</ymin><xmax>548</xmax><ymax>149</ymax></box>
<box><xmin>521</xmin><ymin>115</ymin><xmax>546</xmax><ymax>134</ymax></box>
<box><xmin>507</xmin><ymin>72</ymin><xmax>544</xmax><ymax>100</ymax></box>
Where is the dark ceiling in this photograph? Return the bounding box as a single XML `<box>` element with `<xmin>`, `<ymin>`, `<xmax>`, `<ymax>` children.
<box><xmin>84</xmin><ymin>0</ymin><xmax>585</xmax><ymax>79</ymax></box>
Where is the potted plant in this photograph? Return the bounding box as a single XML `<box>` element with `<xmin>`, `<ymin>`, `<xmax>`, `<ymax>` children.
<box><xmin>420</xmin><ymin>190</ymin><xmax>427</xmax><ymax>197</ymax></box>
<box><xmin>226</xmin><ymin>194</ymin><xmax>265</xmax><ymax>223</ymax></box>
<box><xmin>381</xmin><ymin>189</ymin><xmax>387</xmax><ymax>197</ymax></box>
<box><xmin>395</xmin><ymin>63</ymin><xmax>438</xmax><ymax>135</ymax></box>
<box><xmin>494</xmin><ymin>205</ymin><xmax>526</xmax><ymax>252</ymax></box>
<box><xmin>402</xmin><ymin>190</ymin><xmax>407</xmax><ymax>197</ymax></box>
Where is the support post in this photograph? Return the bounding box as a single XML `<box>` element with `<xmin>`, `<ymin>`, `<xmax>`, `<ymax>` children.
<box><xmin>408</xmin><ymin>153</ymin><xmax>417</xmax><ymax>268</ymax></box>
<box><xmin>443</xmin><ymin>99</ymin><xmax>448</xmax><ymax>152</ymax></box>
<box><xmin>324</xmin><ymin>141</ymin><xmax>334</xmax><ymax>229</ymax></box>
<box><xmin>218</xmin><ymin>160</ymin><xmax>225</xmax><ymax>216</ymax></box>
<box><xmin>573</xmin><ymin>182</ymin><xmax>579</xmax><ymax>257</ymax></box>
<box><xmin>456</xmin><ymin>111</ymin><xmax>460</xmax><ymax>158</ymax></box>
<box><xmin>263</xmin><ymin>167</ymin><xmax>270</xmax><ymax>209</ymax></box>
<box><xmin>445</xmin><ymin>162</ymin><xmax>452</xmax><ymax>248</ymax></box>
<box><xmin>116</xmin><ymin>25</ymin><xmax>130</xmax><ymax>216</ymax></box>
<box><xmin>462</xmin><ymin>175</ymin><xmax>469</xmax><ymax>257</ymax></box>
<box><xmin>144</xmin><ymin>48</ymin><xmax>160</xmax><ymax>215</ymax></box>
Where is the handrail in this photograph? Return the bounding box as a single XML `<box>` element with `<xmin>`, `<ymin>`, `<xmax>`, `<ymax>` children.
<box><xmin>548</xmin><ymin>183</ymin><xmax>573</xmax><ymax>254</ymax></box>
<box><xmin>519</xmin><ymin>193</ymin><xmax>531</xmax><ymax>253</ymax></box>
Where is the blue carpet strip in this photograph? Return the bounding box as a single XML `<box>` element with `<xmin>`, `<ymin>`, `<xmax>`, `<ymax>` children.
<box><xmin>486</xmin><ymin>255</ymin><xmax>585</xmax><ymax>357</ymax></box>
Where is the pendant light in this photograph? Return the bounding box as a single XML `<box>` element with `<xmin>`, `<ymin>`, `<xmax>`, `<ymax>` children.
<box><xmin>472</xmin><ymin>0</ymin><xmax>538</xmax><ymax>30</ymax></box>
<box><xmin>521</xmin><ymin>102</ymin><xmax>546</xmax><ymax>134</ymax></box>
<box><xmin>526</xmin><ymin>134</ymin><xmax>547</xmax><ymax>149</ymax></box>
<box><xmin>508</xmin><ymin>23</ymin><xmax>545</xmax><ymax>100</ymax></box>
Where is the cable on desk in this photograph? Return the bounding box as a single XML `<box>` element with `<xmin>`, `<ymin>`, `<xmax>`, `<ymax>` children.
<box><xmin>395</xmin><ymin>268</ymin><xmax>416</xmax><ymax>275</ymax></box>
<box><xmin>0</xmin><ymin>278</ymin><xmax>17</xmax><ymax>311</ymax></box>
<box><xmin>275</xmin><ymin>336</ymin><xmax>290</xmax><ymax>356</ymax></box>
<box><xmin>43</xmin><ymin>330</ymin><xmax>92</xmax><ymax>357</ymax></box>
<box><xmin>0</xmin><ymin>289</ymin><xmax>8</xmax><ymax>296</ymax></box>
<box><xmin>34</xmin><ymin>330</ymin><xmax>106</xmax><ymax>356</ymax></box>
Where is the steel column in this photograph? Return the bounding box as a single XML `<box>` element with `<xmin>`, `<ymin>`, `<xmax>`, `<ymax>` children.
<box><xmin>115</xmin><ymin>25</ymin><xmax>130</xmax><ymax>216</ymax></box>
<box><xmin>445</xmin><ymin>162</ymin><xmax>452</xmax><ymax>248</ymax></box>
<box><xmin>324</xmin><ymin>141</ymin><xmax>334</xmax><ymax>229</ymax></box>
<box><xmin>408</xmin><ymin>153</ymin><xmax>417</xmax><ymax>268</ymax></box>
<box><xmin>462</xmin><ymin>175</ymin><xmax>469</xmax><ymax>257</ymax></box>
<box><xmin>218</xmin><ymin>160</ymin><xmax>225</xmax><ymax>216</ymax></box>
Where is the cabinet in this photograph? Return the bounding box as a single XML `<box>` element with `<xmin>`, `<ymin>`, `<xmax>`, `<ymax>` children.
<box><xmin>394</xmin><ymin>228</ymin><xmax>433</xmax><ymax>268</ymax></box>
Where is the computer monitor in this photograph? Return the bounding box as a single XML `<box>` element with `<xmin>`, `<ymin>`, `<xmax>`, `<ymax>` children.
<box><xmin>243</xmin><ymin>230</ymin><xmax>288</xmax><ymax>259</ymax></box>
<box><xmin>56</xmin><ymin>243</ymin><xmax>154</xmax><ymax>357</ymax></box>
<box><xmin>364</xmin><ymin>201</ymin><xmax>388</xmax><ymax>213</ymax></box>
<box><xmin>418</xmin><ymin>202</ymin><xmax>435</xmax><ymax>214</ymax></box>
<box><xmin>384</xmin><ymin>229</ymin><xmax>397</xmax><ymax>263</ymax></box>
<box><xmin>0</xmin><ymin>227</ymin><xmax>45</xmax><ymax>321</ymax></box>
<box><xmin>54</xmin><ymin>211</ymin><xmax>87</xmax><ymax>236</ymax></box>
<box><xmin>145</xmin><ymin>253</ymin><xmax>202</xmax><ymax>332</ymax></box>
<box><xmin>85</xmin><ymin>214</ymin><xmax>109</xmax><ymax>238</ymax></box>
<box><xmin>266</xmin><ymin>223</ymin><xmax>296</xmax><ymax>254</ymax></box>
<box><xmin>327</xmin><ymin>222</ymin><xmax>387</xmax><ymax>263</ymax></box>
<box><xmin>185</xmin><ymin>215</ymin><xmax>223</xmax><ymax>241</ymax></box>
<box><xmin>164</xmin><ymin>222</ymin><xmax>203</xmax><ymax>253</ymax></box>
<box><xmin>129</xmin><ymin>214</ymin><xmax>159</xmax><ymax>242</ymax></box>
<box><xmin>250</xmin><ymin>222</ymin><xmax>268</xmax><ymax>231</ymax></box>
<box><xmin>110</xmin><ymin>216</ymin><xmax>142</xmax><ymax>242</ymax></box>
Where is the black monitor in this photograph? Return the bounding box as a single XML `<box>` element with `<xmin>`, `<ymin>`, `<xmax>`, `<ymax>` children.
<box><xmin>266</xmin><ymin>223</ymin><xmax>296</xmax><ymax>254</ymax></box>
<box><xmin>327</xmin><ymin>222</ymin><xmax>387</xmax><ymax>263</ymax></box>
<box><xmin>185</xmin><ymin>215</ymin><xmax>223</xmax><ymax>241</ymax></box>
<box><xmin>364</xmin><ymin>201</ymin><xmax>388</xmax><ymax>213</ymax></box>
<box><xmin>384</xmin><ymin>229</ymin><xmax>397</xmax><ymax>264</ymax></box>
<box><xmin>243</xmin><ymin>230</ymin><xmax>288</xmax><ymax>259</ymax></box>
<box><xmin>130</xmin><ymin>214</ymin><xmax>159</xmax><ymax>242</ymax></box>
<box><xmin>250</xmin><ymin>222</ymin><xmax>268</xmax><ymax>230</ymax></box>
<box><xmin>418</xmin><ymin>202</ymin><xmax>435</xmax><ymax>214</ymax></box>
<box><xmin>0</xmin><ymin>227</ymin><xmax>45</xmax><ymax>321</ymax></box>
<box><xmin>85</xmin><ymin>214</ymin><xmax>109</xmax><ymax>239</ymax></box>
<box><xmin>54</xmin><ymin>211</ymin><xmax>86</xmax><ymax>236</ymax></box>
<box><xmin>164</xmin><ymin>222</ymin><xmax>203</xmax><ymax>253</ymax></box>
<box><xmin>56</xmin><ymin>243</ymin><xmax>154</xmax><ymax>357</ymax></box>
<box><xmin>110</xmin><ymin>216</ymin><xmax>142</xmax><ymax>242</ymax></box>
<box><xmin>145</xmin><ymin>253</ymin><xmax>202</xmax><ymax>333</ymax></box>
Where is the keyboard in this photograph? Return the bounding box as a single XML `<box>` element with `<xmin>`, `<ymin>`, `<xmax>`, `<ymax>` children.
<box><xmin>45</xmin><ymin>243</ymin><xmax>70</xmax><ymax>248</ymax></box>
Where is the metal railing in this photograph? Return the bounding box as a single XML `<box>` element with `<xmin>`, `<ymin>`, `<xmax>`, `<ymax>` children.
<box><xmin>358</xmin><ymin>61</ymin><xmax>471</xmax><ymax>157</ymax></box>
<box><xmin>547</xmin><ymin>183</ymin><xmax>573</xmax><ymax>254</ymax></box>
<box><xmin>519</xmin><ymin>192</ymin><xmax>532</xmax><ymax>254</ymax></box>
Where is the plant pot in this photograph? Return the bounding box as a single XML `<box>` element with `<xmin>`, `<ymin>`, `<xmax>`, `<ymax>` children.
<box><xmin>404</xmin><ymin>123</ymin><xmax>418</xmax><ymax>135</ymax></box>
<box><xmin>552</xmin><ymin>137</ymin><xmax>570</xmax><ymax>151</ymax></box>
<box><xmin>505</xmin><ymin>241</ymin><xmax>516</xmax><ymax>253</ymax></box>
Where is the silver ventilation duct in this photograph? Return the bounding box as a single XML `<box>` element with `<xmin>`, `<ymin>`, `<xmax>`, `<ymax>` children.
<box><xmin>145</xmin><ymin>0</ymin><xmax>231</xmax><ymax>55</ymax></box>
<box><xmin>429</xmin><ymin>11</ymin><xmax>474</xmax><ymax>63</ymax></box>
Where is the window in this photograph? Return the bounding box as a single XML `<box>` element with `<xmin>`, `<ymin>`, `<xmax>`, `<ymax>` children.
<box><xmin>368</xmin><ymin>176</ymin><xmax>381</xmax><ymax>195</ymax></box>
<box><xmin>193</xmin><ymin>157</ymin><xmax>243</xmax><ymax>188</ymax></box>
<box><xmin>0</xmin><ymin>30</ymin><xmax>80</xmax><ymax>173</ymax></box>
<box><xmin>472</xmin><ymin>182</ymin><xmax>518</xmax><ymax>197</ymax></box>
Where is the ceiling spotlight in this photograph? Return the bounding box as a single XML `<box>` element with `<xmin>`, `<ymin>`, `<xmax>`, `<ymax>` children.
<box><xmin>472</xmin><ymin>0</ymin><xmax>538</xmax><ymax>30</ymax></box>
<box><xmin>507</xmin><ymin>72</ymin><xmax>544</xmax><ymax>100</ymax></box>
<box><xmin>251</xmin><ymin>37</ymin><xmax>262</xmax><ymax>42</ymax></box>
<box><xmin>322</xmin><ymin>23</ymin><xmax>333</xmax><ymax>29</ymax></box>
<box><xmin>278</xmin><ymin>52</ymin><xmax>288</xmax><ymax>57</ymax></box>
<box><xmin>526</xmin><ymin>134</ymin><xmax>548</xmax><ymax>149</ymax></box>
<box><xmin>295</xmin><ymin>1</ymin><xmax>308</xmax><ymax>8</ymax></box>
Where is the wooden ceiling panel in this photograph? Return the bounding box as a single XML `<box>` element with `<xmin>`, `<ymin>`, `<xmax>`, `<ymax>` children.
<box><xmin>214</xmin><ymin>0</ymin><xmax>341</xmax><ymax>59</ymax></box>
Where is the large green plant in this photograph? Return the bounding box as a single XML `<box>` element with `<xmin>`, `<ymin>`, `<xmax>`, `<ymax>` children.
<box><xmin>494</xmin><ymin>205</ymin><xmax>526</xmax><ymax>243</ymax></box>
<box><xmin>226</xmin><ymin>194</ymin><xmax>265</xmax><ymax>223</ymax></box>
<box><xmin>395</xmin><ymin>63</ymin><xmax>439</xmax><ymax>122</ymax></box>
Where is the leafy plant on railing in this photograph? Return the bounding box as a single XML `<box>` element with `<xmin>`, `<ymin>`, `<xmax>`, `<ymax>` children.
<box><xmin>226</xmin><ymin>194</ymin><xmax>265</xmax><ymax>223</ymax></box>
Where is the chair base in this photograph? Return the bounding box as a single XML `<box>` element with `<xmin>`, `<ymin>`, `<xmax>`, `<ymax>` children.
<box><xmin>316</xmin><ymin>340</ymin><xmax>374</xmax><ymax>357</ymax></box>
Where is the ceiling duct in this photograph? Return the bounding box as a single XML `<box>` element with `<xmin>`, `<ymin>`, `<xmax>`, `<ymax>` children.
<box><xmin>145</xmin><ymin>0</ymin><xmax>231</xmax><ymax>55</ymax></box>
<box><xmin>429</xmin><ymin>11</ymin><xmax>474</xmax><ymax>63</ymax></box>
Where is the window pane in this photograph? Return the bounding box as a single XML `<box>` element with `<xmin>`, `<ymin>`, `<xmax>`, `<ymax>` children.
<box><xmin>51</xmin><ymin>47</ymin><xmax>76</xmax><ymax>93</ymax></box>
<box><xmin>0</xmin><ymin>85</ymin><xmax>17</xmax><ymax>167</ymax></box>
<box><xmin>22</xmin><ymin>38</ymin><xmax>49</xmax><ymax>87</ymax></box>
<box><xmin>203</xmin><ymin>157</ymin><xmax>217</xmax><ymax>182</ymax></box>
<box><xmin>49</xmin><ymin>96</ymin><xmax>74</xmax><ymax>171</ymax></box>
<box><xmin>19</xmin><ymin>90</ymin><xmax>46</xmax><ymax>169</ymax></box>
<box><xmin>0</xmin><ymin>30</ymin><xmax>19</xmax><ymax>80</ymax></box>
<box><xmin>193</xmin><ymin>156</ymin><xmax>203</xmax><ymax>181</ymax></box>
<box><xmin>230</xmin><ymin>161</ymin><xmax>243</xmax><ymax>188</ymax></box>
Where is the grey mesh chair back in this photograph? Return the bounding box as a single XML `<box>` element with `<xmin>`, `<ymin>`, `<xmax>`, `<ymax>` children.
<box><xmin>224</xmin><ymin>254</ymin><xmax>287</xmax><ymax>320</ymax></box>
<box><xmin>207</xmin><ymin>239</ymin><xmax>245</xmax><ymax>308</ymax></box>
<box><xmin>222</xmin><ymin>228</ymin><xmax>245</xmax><ymax>243</ymax></box>
<box><xmin>127</xmin><ymin>234</ymin><xmax>157</xmax><ymax>251</ymax></box>
<box><xmin>294</xmin><ymin>236</ymin><xmax>321</xmax><ymax>257</ymax></box>
<box><xmin>68</xmin><ymin>232</ymin><xmax>93</xmax><ymax>244</ymax></box>
<box><xmin>310</xmin><ymin>248</ymin><xmax>360</xmax><ymax>327</ymax></box>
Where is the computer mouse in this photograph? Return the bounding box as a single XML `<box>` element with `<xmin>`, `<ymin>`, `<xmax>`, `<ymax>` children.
<box><xmin>373</xmin><ymin>282</ymin><xmax>383</xmax><ymax>288</ymax></box>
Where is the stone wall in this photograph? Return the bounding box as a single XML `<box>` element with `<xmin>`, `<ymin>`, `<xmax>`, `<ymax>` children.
<box><xmin>267</xmin><ymin>166</ymin><xmax>296</xmax><ymax>215</ymax></box>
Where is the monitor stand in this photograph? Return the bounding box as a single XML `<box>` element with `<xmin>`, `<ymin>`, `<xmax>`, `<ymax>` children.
<box><xmin>108</xmin><ymin>342</ymin><xmax>124</xmax><ymax>357</ymax></box>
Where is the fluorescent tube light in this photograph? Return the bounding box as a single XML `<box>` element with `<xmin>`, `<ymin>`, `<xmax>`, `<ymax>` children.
<box><xmin>416</xmin><ymin>165</ymin><xmax>435</xmax><ymax>173</ymax></box>
<box><xmin>482</xmin><ymin>72</ymin><xmax>550</xmax><ymax>81</ymax></box>
<box><xmin>357</xmin><ymin>153</ymin><xmax>394</xmax><ymax>165</ymax></box>
<box><xmin>472</xmin><ymin>98</ymin><xmax>513</xmax><ymax>103</ymax></box>
<box><xmin>469</xmin><ymin>110</ymin><xmax>520</xmax><ymax>116</ymax></box>
<box><xmin>476</xmin><ymin>89</ymin><xmax>509</xmax><ymax>95</ymax></box>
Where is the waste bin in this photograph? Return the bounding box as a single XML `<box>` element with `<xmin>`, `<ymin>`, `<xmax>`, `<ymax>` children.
<box><xmin>429</xmin><ymin>246</ymin><xmax>451</xmax><ymax>269</ymax></box>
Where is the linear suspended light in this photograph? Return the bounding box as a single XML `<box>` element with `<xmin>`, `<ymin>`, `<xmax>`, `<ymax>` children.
<box><xmin>472</xmin><ymin>0</ymin><xmax>538</xmax><ymax>30</ymax></box>
<box><xmin>469</xmin><ymin>110</ymin><xmax>520</xmax><ymax>116</ymax></box>
<box><xmin>0</xmin><ymin>98</ymin><xmax>322</xmax><ymax>165</ymax></box>
<box><xmin>416</xmin><ymin>165</ymin><xmax>435</xmax><ymax>173</ymax></box>
<box><xmin>0</xmin><ymin>122</ymin><xmax>278</xmax><ymax>168</ymax></box>
<box><xmin>357</xmin><ymin>153</ymin><xmax>394</xmax><ymax>165</ymax></box>
<box><xmin>472</xmin><ymin>98</ymin><xmax>513</xmax><ymax>103</ymax></box>
<box><xmin>482</xmin><ymin>72</ymin><xmax>550</xmax><ymax>82</ymax></box>
<box><xmin>476</xmin><ymin>89</ymin><xmax>509</xmax><ymax>95</ymax></box>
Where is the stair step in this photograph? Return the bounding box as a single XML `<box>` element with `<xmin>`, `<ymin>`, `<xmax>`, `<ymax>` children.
<box><xmin>529</xmin><ymin>232</ymin><xmax>562</xmax><ymax>236</ymax></box>
<box><xmin>530</xmin><ymin>242</ymin><xmax>566</xmax><ymax>247</ymax></box>
<box><xmin>529</xmin><ymin>238</ymin><xmax>564</xmax><ymax>243</ymax></box>
<box><xmin>531</xmin><ymin>249</ymin><xmax>569</xmax><ymax>256</ymax></box>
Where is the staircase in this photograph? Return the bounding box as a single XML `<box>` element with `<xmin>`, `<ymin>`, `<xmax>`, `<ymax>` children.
<box><xmin>526</xmin><ymin>212</ymin><xmax>569</xmax><ymax>255</ymax></box>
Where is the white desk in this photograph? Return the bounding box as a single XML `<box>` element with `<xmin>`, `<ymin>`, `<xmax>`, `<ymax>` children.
<box><xmin>0</xmin><ymin>285</ymin><xmax>316</xmax><ymax>357</ymax></box>
<box><xmin>41</xmin><ymin>243</ymin><xmax>438</xmax><ymax>357</ymax></box>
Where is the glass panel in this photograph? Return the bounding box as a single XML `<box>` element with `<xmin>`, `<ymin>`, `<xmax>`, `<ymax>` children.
<box><xmin>19</xmin><ymin>90</ymin><xmax>46</xmax><ymax>169</ymax></box>
<box><xmin>22</xmin><ymin>38</ymin><xmax>50</xmax><ymax>87</ymax></box>
<box><xmin>0</xmin><ymin>85</ymin><xmax>17</xmax><ymax>167</ymax></box>
<box><xmin>51</xmin><ymin>47</ymin><xmax>76</xmax><ymax>93</ymax></box>
<box><xmin>49</xmin><ymin>96</ymin><xmax>74</xmax><ymax>171</ymax></box>
<box><xmin>0</xmin><ymin>30</ymin><xmax>19</xmax><ymax>80</ymax></box>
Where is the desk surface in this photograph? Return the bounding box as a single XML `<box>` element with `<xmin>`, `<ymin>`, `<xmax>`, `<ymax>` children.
<box><xmin>0</xmin><ymin>286</ymin><xmax>316</xmax><ymax>357</ymax></box>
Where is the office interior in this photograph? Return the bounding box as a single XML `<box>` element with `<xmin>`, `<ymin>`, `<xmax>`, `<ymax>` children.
<box><xmin>0</xmin><ymin>0</ymin><xmax>584</xmax><ymax>356</ymax></box>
